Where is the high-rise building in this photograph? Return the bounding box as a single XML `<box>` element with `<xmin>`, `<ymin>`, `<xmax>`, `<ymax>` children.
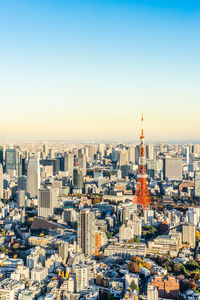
<box><xmin>195</xmin><ymin>172</ymin><xmax>200</xmax><ymax>198</ymax></box>
<box><xmin>146</xmin><ymin>144</ymin><xmax>154</xmax><ymax>160</ymax></box>
<box><xmin>73</xmin><ymin>168</ymin><xmax>83</xmax><ymax>190</ymax></box>
<box><xmin>132</xmin><ymin>214</ymin><xmax>142</xmax><ymax>236</ymax></box>
<box><xmin>121</xmin><ymin>165</ymin><xmax>129</xmax><ymax>179</ymax></box>
<box><xmin>182</xmin><ymin>224</ymin><xmax>196</xmax><ymax>248</ymax></box>
<box><xmin>119</xmin><ymin>224</ymin><xmax>133</xmax><ymax>241</ymax></box>
<box><xmin>134</xmin><ymin>114</ymin><xmax>151</xmax><ymax>209</ymax></box>
<box><xmin>77</xmin><ymin>209</ymin><xmax>95</xmax><ymax>256</ymax></box>
<box><xmin>21</xmin><ymin>157</ymin><xmax>27</xmax><ymax>175</ymax></box>
<box><xmin>159</xmin><ymin>144</ymin><xmax>164</xmax><ymax>154</ymax></box>
<box><xmin>0</xmin><ymin>147</ymin><xmax>3</xmax><ymax>165</ymax></box>
<box><xmin>64</xmin><ymin>152</ymin><xmax>74</xmax><ymax>176</ymax></box>
<box><xmin>163</xmin><ymin>158</ymin><xmax>182</xmax><ymax>181</ymax></box>
<box><xmin>119</xmin><ymin>150</ymin><xmax>129</xmax><ymax>166</ymax></box>
<box><xmin>0</xmin><ymin>164</ymin><xmax>3</xmax><ymax>199</ymax></box>
<box><xmin>86</xmin><ymin>145</ymin><xmax>98</xmax><ymax>161</ymax></box>
<box><xmin>59</xmin><ymin>241</ymin><xmax>68</xmax><ymax>262</ymax></box>
<box><xmin>119</xmin><ymin>215</ymin><xmax>141</xmax><ymax>241</ymax></box>
<box><xmin>98</xmin><ymin>144</ymin><xmax>105</xmax><ymax>159</ymax></box>
<box><xmin>59</xmin><ymin>155</ymin><xmax>65</xmax><ymax>171</ymax></box>
<box><xmin>74</xmin><ymin>265</ymin><xmax>89</xmax><ymax>292</ymax></box>
<box><xmin>53</xmin><ymin>158</ymin><xmax>60</xmax><ymax>174</ymax></box>
<box><xmin>111</xmin><ymin>149</ymin><xmax>119</xmax><ymax>162</ymax></box>
<box><xmin>26</xmin><ymin>253</ymin><xmax>40</xmax><ymax>269</ymax></box>
<box><xmin>186</xmin><ymin>207</ymin><xmax>200</xmax><ymax>226</ymax></box>
<box><xmin>42</xmin><ymin>144</ymin><xmax>48</xmax><ymax>158</ymax></box>
<box><xmin>128</xmin><ymin>145</ymin><xmax>135</xmax><ymax>164</ymax></box>
<box><xmin>193</xmin><ymin>144</ymin><xmax>200</xmax><ymax>155</ymax></box>
<box><xmin>135</xmin><ymin>145</ymin><xmax>140</xmax><ymax>165</ymax></box>
<box><xmin>16</xmin><ymin>190</ymin><xmax>26</xmax><ymax>207</ymax></box>
<box><xmin>38</xmin><ymin>187</ymin><xmax>58</xmax><ymax>218</ymax></box>
<box><xmin>5</xmin><ymin>148</ymin><xmax>20</xmax><ymax>176</ymax></box>
<box><xmin>186</xmin><ymin>146</ymin><xmax>190</xmax><ymax>165</ymax></box>
<box><xmin>78</xmin><ymin>152</ymin><xmax>86</xmax><ymax>176</ymax></box>
<box><xmin>18</xmin><ymin>175</ymin><xmax>27</xmax><ymax>191</ymax></box>
<box><xmin>26</xmin><ymin>155</ymin><xmax>40</xmax><ymax>198</ymax></box>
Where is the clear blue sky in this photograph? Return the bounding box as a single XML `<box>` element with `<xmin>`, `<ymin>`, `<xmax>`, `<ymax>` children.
<box><xmin>0</xmin><ymin>0</ymin><xmax>200</xmax><ymax>141</ymax></box>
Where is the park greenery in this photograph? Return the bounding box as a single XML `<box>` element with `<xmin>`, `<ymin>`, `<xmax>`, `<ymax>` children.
<box><xmin>142</xmin><ymin>225</ymin><xmax>158</xmax><ymax>240</ymax></box>
<box><xmin>106</xmin><ymin>231</ymin><xmax>113</xmax><ymax>239</ymax></box>
<box><xmin>128</xmin><ymin>256</ymin><xmax>151</xmax><ymax>274</ymax></box>
<box><xmin>130</xmin><ymin>280</ymin><xmax>139</xmax><ymax>292</ymax></box>
<box><xmin>128</xmin><ymin>255</ymin><xmax>200</xmax><ymax>294</ymax></box>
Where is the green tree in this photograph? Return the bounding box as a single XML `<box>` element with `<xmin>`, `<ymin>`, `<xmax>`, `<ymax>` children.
<box><xmin>133</xmin><ymin>236</ymin><xmax>140</xmax><ymax>243</ymax></box>
<box><xmin>186</xmin><ymin>261</ymin><xmax>199</xmax><ymax>271</ymax></box>
<box><xmin>130</xmin><ymin>280</ymin><xmax>139</xmax><ymax>291</ymax></box>
<box><xmin>173</xmin><ymin>263</ymin><xmax>183</xmax><ymax>274</ymax></box>
<box><xmin>106</xmin><ymin>232</ymin><xmax>113</xmax><ymax>239</ymax></box>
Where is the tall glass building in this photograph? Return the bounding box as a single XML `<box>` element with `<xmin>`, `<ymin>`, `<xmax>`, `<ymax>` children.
<box><xmin>5</xmin><ymin>148</ymin><xmax>20</xmax><ymax>176</ymax></box>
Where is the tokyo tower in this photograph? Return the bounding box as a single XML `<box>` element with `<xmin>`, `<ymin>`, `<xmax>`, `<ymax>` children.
<box><xmin>134</xmin><ymin>113</ymin><xmax>151</xmax><ymax>209</ymax></box>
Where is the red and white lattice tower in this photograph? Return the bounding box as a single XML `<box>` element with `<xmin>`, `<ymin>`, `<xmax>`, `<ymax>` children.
<box><xmin>134</xmin><ymin>113</ymin><xmax>151</xmax><ymax>209</ymax></box>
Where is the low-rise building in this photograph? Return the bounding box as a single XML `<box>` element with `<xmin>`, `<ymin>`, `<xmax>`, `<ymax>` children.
<box><xmin>147</xmin><ymin>283</ymin><xmax>158</xmax><ymax>300</ymax></box>
<box><xmin>31</xmin><ymin>266</ymin><xmax>48</xmax><ymax>282</ymax></box>
<box><xmin>0</xmin><ymin>278</ymin><xmax>25</xmax><ymax>300</ymax></box>
<box><xmin>147</xmin><ymin>233</ymin><xmax>182</xmax><ymax>256</ymax></box>
<box><xmin>104</xmin><ymin>242</ymin><xmax>146</xmax><ymax>258</ymax></box>
<box><xmin>150</xmin><ymin>276</ymin><xmax>179</xmax><ymax>300</ymax></box>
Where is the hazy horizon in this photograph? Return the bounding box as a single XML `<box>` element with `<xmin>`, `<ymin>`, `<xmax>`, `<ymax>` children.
<box><xmin>1</xmin><ymin>137</ymin><xmax>200</xmax><ymax>145</ymax></box>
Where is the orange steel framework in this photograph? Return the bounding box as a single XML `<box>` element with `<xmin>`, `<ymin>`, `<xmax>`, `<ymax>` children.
<box><xmin>94</xmin><ymin>232</ymin><xmax>101</xmax><ymax>256</ymax></box>
<box><xmin>134</xmin><ymin>113</ymin><xmax>151</xmax><ymax>209</ymax></box>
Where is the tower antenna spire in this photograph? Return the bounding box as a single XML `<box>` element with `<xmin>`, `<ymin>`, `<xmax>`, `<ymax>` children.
<box><xmin>141</xmin><ymin>112</ymin><xmax>144</xmax><ymax>139</ymax></box>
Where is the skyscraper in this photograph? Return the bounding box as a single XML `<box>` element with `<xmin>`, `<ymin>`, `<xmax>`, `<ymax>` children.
<box><xmin>193</xmin><ymin>144</ymin><xmax>200</xmax><ymax>155</ymax></box>
<box><xmin>64</xmin><ymin>152</ymin><xmax>74</xmax><ymax>176</ymax></box>
<box><xmin>42</xmin><ymin>144</ymin><xmax>48</xmax><ymax>158</ymax></box>
<box><xmin>26</xmin><ymin>155</ymin><xmax>40</xmax><ymax>198</ymax></box>
<box><xmin>74</xmin><ymin>265</ymin><xmax>89</xmax><ymax>292</ymax></box>
<box><xmin>73</xmin><ymin>168</ymin><xmax>83</xmax><ymax>190</ymax></box>
<box><xmin>16</xmin><ymin>190</ymin><xmax>26</xmax><ymax>207</ymax></box>
<box><xmin>77</xmin><ymin>209</ymin><xmax>95</xmax><ymax>256</ymax></box>
<box><xmin>119</xmin><ymin>150</ymin><xmax>129</xmax><ymax>166</ymax></box>
<box><xmin>5</xmin><ymin>148</ymin><xmax>20</xmax><ymax>176</ymax></box>
<box><xmin>38</xmin><ymin>187</ymin><xmax>57</xmax><ymax>218</ymax></box>
<box><xmin>195</xmin><ymin>172</ymin><xmax>200</xmax><ymax>198</ymax></box>
<box><xmin>182</xmin><ymin>224</ymin><xmax>196</xmax><ymax>248</ymax></box>
<box><xmin>186</xmin><ymin>146</ymin><xmax>190</xmax><ymax>165</ymax></box>
<box><xmin>98</xmin><ymin>143</ymin><xmax>105</xmax><ymax>159</ymax></box>
<box><xmin>135</xmin><ymin>145</ymin><xmax>140</xmax><ymax>165</ymax></box>
<box><xmin>134</xmin><ymin>114</ymin><xmax>151</xmax><ymax>209</ymax></box>
<box><xmin>18</xmin><ymin>175</ymin><xmax>27</xmax><ymax>192</ymax></box>
<box><xmin>0</xmin><ymin>164</ymin><xmax>3</xmax><ymax>199</ymax></box>
<box><xmin>0</xmin><ymin>147</ymin><xmax>3</xmax><ymax>166</ymax></box>
<box><xmin>146</xmin><ymin>144</ymin><xmax>154</xmax><ymax>160</ymax></box>
<box><xmin>78</xmin><ymin>152</ymin><xmax>87</xmax><ymax>176</ymax></box>
<box><xmin>86</xmin><ymin>144</ymin><xmax>98</xmax><ymax>161</ymax></box>
<box><xmin>128</xmin><ymin>145</ymin><xmax>135</xmax><ymax>164</ymax></box>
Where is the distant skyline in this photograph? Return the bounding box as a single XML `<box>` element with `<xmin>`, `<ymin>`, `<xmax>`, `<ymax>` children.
<box><xmin>0</xmin><ymin>0</ymin><xmax>200</xmax><ymax>141</ymax></box>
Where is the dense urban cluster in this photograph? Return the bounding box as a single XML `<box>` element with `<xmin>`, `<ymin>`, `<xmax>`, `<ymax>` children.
<box><xmin>0</xmin><ymin>139</ymin><xmax>200</xmax><ymax>300</ymax></box>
